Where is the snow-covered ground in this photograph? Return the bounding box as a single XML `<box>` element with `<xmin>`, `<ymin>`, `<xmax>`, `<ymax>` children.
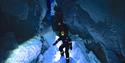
<box><xmin>5</xmin><ymin>31</ymin><xmax>100</xmax><ymax>63</ymax></box>
<box><xmin>43</xmin><ymin>31</ymin><xmax>100</xmax><ymax>63</ymax></box>
<box><xmin>5</xmin><ymin>36</ymin><xmax>42</xmax><ymax>63</ymax></box>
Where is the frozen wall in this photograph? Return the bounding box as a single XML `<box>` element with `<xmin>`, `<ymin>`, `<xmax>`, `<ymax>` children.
<box><xmin>0</xmin><ymin>0</ymin><xmax>125</xmax><ymax>63</ymax></box>
<box><xmin>56</xmin><ymin>0</ymin><xmax>125</xmax><ymax>63</ymax></box>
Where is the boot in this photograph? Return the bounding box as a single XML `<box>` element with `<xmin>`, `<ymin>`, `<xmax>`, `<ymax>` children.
<box><xmin>66</xmin><ymin>58</ymin><xmax>70</xmax><ymax>63</ymax></box>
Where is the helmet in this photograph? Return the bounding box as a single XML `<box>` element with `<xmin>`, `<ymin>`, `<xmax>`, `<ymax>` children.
<box><xmin>61</xmin><ymin>31</ymin><xmax>65</xmax><ymax>36</ymax></box>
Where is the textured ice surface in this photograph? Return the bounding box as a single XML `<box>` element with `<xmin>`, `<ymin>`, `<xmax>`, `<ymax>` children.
<box><xmin>5</xmin><ymin>36</ymin><xmax>42</xmax><ymax>63</ymax></box>
<box><xmin>5</xmin><ymin>31</ymin><xmax>100</xmax><ymax>63</ymax></box>
<box><xmin>42</xmin><ymin>40</ymin><xmax>100</xmax><ymax>63</ymax></box>
<box><xmin>43</xmin><ymin>32</ymin><xmax>100</xmax><ymax>63</ymax></box>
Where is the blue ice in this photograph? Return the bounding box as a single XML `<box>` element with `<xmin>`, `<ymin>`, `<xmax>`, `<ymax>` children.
<box><xmin>5</xmin><ymin>31</ymin><xmax>100</xmax><ymax>63</ymax></box>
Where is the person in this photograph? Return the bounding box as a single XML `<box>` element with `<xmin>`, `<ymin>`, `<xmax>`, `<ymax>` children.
<box><xmin>53</xmin><ymin>28</ymin><xmax>72</xmax><ymax>63</ymax></box>
<box><xmin>52</xmin><ymin>6</ymin><xmax>72</xmax><ymax>63</ymax></box>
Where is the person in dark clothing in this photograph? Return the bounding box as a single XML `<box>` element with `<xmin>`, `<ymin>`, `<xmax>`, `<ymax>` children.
<box><xmin>53</xmin><ymin>29</ymin><xmax>72</xmax><ymax>62</ymax></box>
<box><xmin>52</xmin><ymin>6</ymin><xmax>72</xmax><ymax>63</ymax></box>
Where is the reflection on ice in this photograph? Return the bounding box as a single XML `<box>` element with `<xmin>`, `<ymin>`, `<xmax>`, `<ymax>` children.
<box><xmin>5</xmin><ymin>36</ymin><xmax>42</xmax><ymax>63</ymax></box>
<box><xmin>5</xmin><ymin>31</ymin><xmax>100</xmax><ymax>63</ymax></box>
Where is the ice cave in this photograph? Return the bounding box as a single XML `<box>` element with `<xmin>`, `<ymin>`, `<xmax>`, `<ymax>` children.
<box><xmin>0</xmin><ymin>0</ymin><xmax>125</xmax><ymax>63</ymax></box>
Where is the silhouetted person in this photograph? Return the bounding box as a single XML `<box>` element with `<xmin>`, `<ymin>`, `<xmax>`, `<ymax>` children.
<box><xmin>53</xmin><ymin>28</ymin><xmax>72</xmax><ymax>63</ymax></box>
<box><xmin>52</xmin><ymin>6</ymin><xmax>72</xmax><ymax>63</ymax></box>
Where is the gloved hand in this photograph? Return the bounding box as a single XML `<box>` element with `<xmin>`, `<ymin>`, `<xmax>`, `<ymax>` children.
<box><xmin>53</xmin><ymin>43</ymin><xmax>56</xmax><ymax>46</ymax></box>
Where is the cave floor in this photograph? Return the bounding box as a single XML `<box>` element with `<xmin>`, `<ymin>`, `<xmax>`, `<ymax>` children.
<box><xmin>5</xmin><ymin>31</ymin><xmax>100</xmax><ymax>63</ymax></box>
<box><xmin>42</xmin><ymin>31</ymin><xmax>100</xmax><ymax>63</ymax></box>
